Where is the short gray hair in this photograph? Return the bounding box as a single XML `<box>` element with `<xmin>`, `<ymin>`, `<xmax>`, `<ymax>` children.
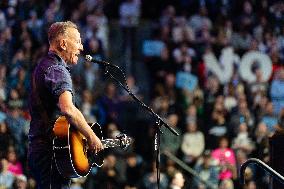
<box><xmin>48</xmin><ymin>21</ymin><xmax>78</xmax><ymax>44</ymax></box>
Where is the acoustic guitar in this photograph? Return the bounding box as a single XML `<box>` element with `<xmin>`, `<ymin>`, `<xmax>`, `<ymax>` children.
<box><xmin>52</xmin><ymin>116</ymin><xmax>132</xmax><ymax>178</ymax></box>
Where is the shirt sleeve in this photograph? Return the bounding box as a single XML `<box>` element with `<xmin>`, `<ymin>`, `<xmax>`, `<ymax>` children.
<box><xmin>44</xmin><ymin>65</ymin><xmax>73</xmax><ymax>99</ymax></box>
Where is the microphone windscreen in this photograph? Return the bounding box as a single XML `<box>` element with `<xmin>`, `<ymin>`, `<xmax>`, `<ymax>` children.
<box><xmin>85</xmin><ymin>55</ymin><xmax>92</xmax><ymax>62</ymax></box>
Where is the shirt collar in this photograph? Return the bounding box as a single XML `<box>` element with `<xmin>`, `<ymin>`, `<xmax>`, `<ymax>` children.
<box><xmin>48</xmin><ymin>51</ymin><xmax>69</xmax><ymax>69</ymax></box>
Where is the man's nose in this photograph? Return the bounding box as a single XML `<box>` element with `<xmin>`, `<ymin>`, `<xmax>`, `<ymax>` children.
<box><xmin>79</xmin><ymin>43</ymin><xmax>83</xmax><ymax>51</ymax></box>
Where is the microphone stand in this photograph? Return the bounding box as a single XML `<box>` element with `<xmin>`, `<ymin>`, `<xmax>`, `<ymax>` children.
<box><xmin>101</xmin><ymin>64</ymin><xmax>179</xmax><ymax>188</ymax></box>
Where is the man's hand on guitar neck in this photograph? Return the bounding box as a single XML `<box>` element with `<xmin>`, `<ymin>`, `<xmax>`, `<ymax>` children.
<box><xmin>87</xmin><ymin>132</ymin><xmax>103</xmax><ymax>154</ymax></box>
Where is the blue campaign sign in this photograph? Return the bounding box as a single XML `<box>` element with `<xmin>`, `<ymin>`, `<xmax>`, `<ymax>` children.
<box><xmin>176</xmin><ymin>71</ymin><xmax>198</xmax><ymax>91</ymax></box>
<box><xmin>142</xmin><ymin>40</ymin><xmax>165</xmax><ymax>57</ymax></box>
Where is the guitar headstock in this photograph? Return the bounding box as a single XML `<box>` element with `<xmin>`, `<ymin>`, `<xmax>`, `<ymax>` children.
<box><xmin>115</xmin><ymin>133</ymin><xmax>132</xmax><ymax>150</ymax></box>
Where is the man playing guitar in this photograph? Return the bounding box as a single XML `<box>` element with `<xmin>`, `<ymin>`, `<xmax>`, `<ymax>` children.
<box><xmin>28</xmin><ymin>21</ymin><xmax>103</xmax><ymax>189</ymax></box>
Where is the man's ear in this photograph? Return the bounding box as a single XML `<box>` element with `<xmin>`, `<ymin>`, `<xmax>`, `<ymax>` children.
<box><xmin>59</xmin><ymin>38</ymin><xmax>67</xmax><ymax>51</ymax></box>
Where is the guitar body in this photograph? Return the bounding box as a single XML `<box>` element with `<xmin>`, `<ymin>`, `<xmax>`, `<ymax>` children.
<box><xmin>53</xmin><ymin>116</ymin><xmax>104</xmax><ymax>178</ymax></box>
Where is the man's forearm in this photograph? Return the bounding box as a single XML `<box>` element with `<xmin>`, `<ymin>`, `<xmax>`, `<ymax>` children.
<box><xmin>58</xmin><ymin>91</ymin><xmax>95</xmax><ymax>139</ymax></box>
<box><xmin>64</xmin><ymin>106</ymin><xmax>94</xmax><ymax>139</ymax></box>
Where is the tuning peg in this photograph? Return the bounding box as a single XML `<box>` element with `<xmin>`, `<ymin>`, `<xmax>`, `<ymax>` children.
<box><xmin>116</xmin><ymin>133</ymin><xmax>132</xmax><ymax>150</ymax></box>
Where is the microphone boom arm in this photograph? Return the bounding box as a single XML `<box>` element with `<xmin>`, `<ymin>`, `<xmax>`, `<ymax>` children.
<box><xmin>101</xmin><ymin>63</ymin><xmax>179</xmax><ymax>136</ymax></box>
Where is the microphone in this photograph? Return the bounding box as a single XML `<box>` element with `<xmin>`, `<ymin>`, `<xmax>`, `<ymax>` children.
<box><xmin>85</xmin><ymin>55</ymin><xmax>118</xmax><ymax>68</ymax></box>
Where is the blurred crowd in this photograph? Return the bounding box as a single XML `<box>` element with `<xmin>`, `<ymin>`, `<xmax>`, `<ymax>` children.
<box><xmin>1</xmin><ymin>0</ymin><xmax>284</xmax><ymax>189</ymax></box>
